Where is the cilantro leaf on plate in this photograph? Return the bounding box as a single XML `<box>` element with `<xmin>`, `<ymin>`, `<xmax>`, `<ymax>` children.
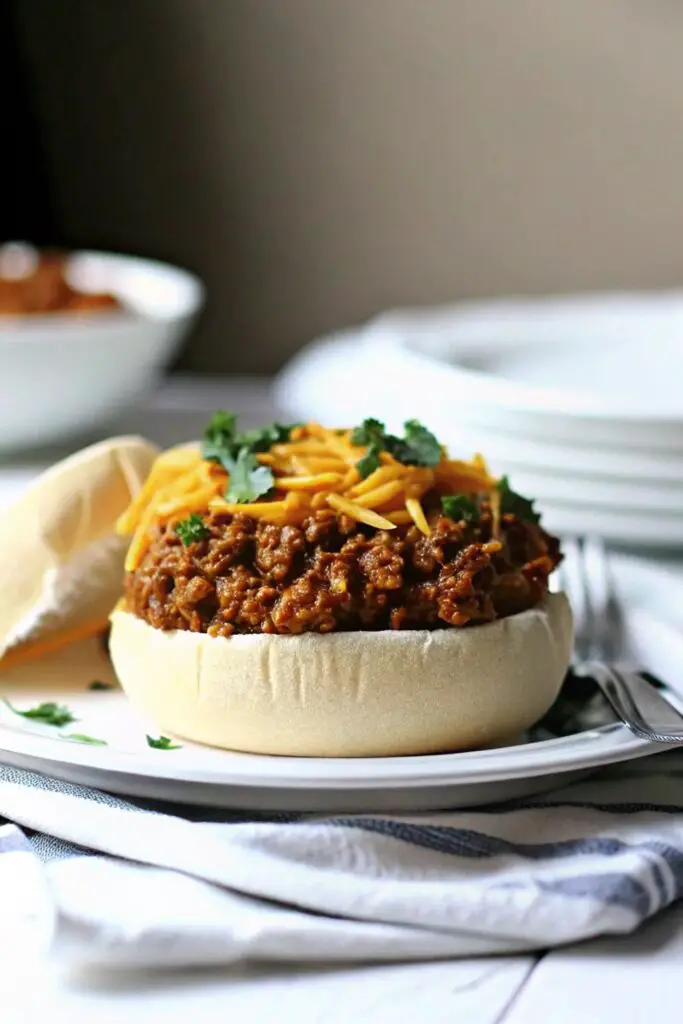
<box><xmin>3</xmin><ymin>699</ymin><xmax>76</xmax><ymax>727</ymax></box>
<box><xmin>63</xmin><ymin>732</ymin><xmax>108</xmax><ymax>746</ymax></box>
<box><xmin>147</xmin><ymin>734</ymin><xmax>182</xmax><ymax>750</ymax></box>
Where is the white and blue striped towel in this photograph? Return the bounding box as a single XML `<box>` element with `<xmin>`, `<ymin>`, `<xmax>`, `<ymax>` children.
<box><xmin>2</xmin><ymin>753</ymin><xmax>683</xmax><ymax>970</ymax></box>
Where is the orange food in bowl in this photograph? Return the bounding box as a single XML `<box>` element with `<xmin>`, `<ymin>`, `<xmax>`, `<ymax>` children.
<box><xmin>0</xmin><ymin>246</ymin><xmax>120</xmax><ymax>316</ymax></box>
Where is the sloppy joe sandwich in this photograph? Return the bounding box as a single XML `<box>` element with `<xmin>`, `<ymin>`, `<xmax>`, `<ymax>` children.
<box><xmin>110</xmin><ymin>414</ymin><xmax>572</xmax><ymax>756</ymax></box>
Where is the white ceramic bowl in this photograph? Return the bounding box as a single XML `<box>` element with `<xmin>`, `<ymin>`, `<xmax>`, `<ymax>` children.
<box><xmin>0</xmin><ymin>249</ymin><xmax>204</xmax><ymax>451</ymax></box>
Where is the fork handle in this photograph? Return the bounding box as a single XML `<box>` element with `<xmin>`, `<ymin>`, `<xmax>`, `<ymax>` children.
<box><xmin>575</xmin><ymin>662</ymin><xmax>683</xmax><ymax>744</ymax></box>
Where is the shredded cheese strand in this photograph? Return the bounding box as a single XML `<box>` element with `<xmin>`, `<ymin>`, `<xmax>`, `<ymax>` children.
<box><xmin>405</xmin><ymin>497</ymin><xmax>431</xmax><ymax>537</ymax></box>
<box><xmin>348</xmin><ymin>465</ymin><xmax>404</xmax><ymax>497</ymax></box>
<box><xmin>326</xmin><ymin>494</ymin><xmax>396</xmax><ymax>530</ymax></box>
<box><xmin>352</xmin><ymin>480</ymin><xmax>406</xmax><ymax>509</ymax></box>
<box><xmin>116</xmin><ymin>422</ymin><xmax>499</xmax><ymax>568</ymax></box>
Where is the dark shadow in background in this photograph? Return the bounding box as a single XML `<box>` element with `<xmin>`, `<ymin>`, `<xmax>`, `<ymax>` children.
<box><xmin>0</xmin><ymin>1</ymin><xmax>57</xmax><ymax>245</ymax></box>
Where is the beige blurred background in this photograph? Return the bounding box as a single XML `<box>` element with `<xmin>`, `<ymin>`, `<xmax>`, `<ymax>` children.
<box><xmin>14</xmin><ymin>0</ymin><xmax>683</xmax><ymax>372</ymax></box>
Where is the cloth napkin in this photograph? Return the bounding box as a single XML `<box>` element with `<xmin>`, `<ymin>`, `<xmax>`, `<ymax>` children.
<box><xmin>2</xmin><ymin>752</ymin><xmax>683</xmax><ymax>971</ymax></box>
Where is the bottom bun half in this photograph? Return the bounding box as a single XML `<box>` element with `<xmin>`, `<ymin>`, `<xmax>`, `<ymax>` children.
<box><xmin>110</xmin><ymin>592</ymin><xmax>573</xmax><ymax>757</ymax></box>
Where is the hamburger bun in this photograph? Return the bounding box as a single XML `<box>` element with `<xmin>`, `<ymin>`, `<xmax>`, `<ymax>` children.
<box><xmin>109</xmin><ymin>591</ymin><xmax>572</xmax><ymax>757</ymax></box>
<box><xmin>0</xmin><ymin>436</ymin><xmax>158</xmax><ymax>665</ymax></box>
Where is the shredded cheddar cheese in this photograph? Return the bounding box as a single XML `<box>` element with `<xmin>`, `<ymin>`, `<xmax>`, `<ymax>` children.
<box><xmin>116</xmin><ymin>423</ymin><xmax>500</xmax><ymax>569</ymax></box>
<box><xmin>405</xmin><ymin>497</ymin><xmax>431</xmax><ymax>537</ymax></box>
<box><xmin>325</xmin><ymin>493</ymin><xmax>396</xmax><ymax>530</ymax></box>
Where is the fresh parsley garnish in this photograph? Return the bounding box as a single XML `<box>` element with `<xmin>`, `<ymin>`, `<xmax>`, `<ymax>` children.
<box><xmin>351</xmin><ymin>418</ymin><xmax>386</xmax><ymax>449</ymax></box>
<box><xmin>63</xmin><ymin>732</ymin><xmax>108</xmax><ymax>746</ymax></box>
<box><xmin>3</xmin><ymin>698</ymin><xmax>76</xmax><ymax>727</ymax></box>
<box><xmin>175</xmin><ymin>513</ymin><xmax>210</xmax><ymax>546</ymax></box>
<box><xmin>201</xmin><ymin>412</ymin><xmax>297</xmax><ymax>503</ymax></box>
<box><xmin>355</xmin><ymin>447</ymin><xmax>381</xmax><ymax>478</ymax></box>
<box><xmin>400</xmin><ymin>420</ymin><xmax>442</xmax><ymax>467</ymax></box>
<box><xmin>146</xmin><ymin>734</ymin><xmax>182</xmax><ymax>750</ymax></box>
<box><xmin>88</xmin><ymin>680</ymin><xmax>115</xmax><ymax>691</ymax></box>
<box><xmin>351</xmin><ymin>417</ymin><xmax>442</xmax><ymax>478</ymax></box>
<box><xmin>203</xmin><ymin>411</ymin><xmax>237</xmax><ymax>452</ymax></box>
<box><xmin>235</xmin><ymin>423</ymin><xmax>294</xmax><ymax>453</ymax></box>
<box><xmin>497</xmin><ymin>475</ymin><xmax>541</xmax><ymax>524</ymax></box>
<box><xmin>224</xmin><ymin>448</ymin><xmax>274</xmax><ymax>504</ymax></box>
<box><xmin>202</xmin><ymin>411</ymin><xmax>294</xmax><ymax>461</ymax></box>
<box><xmin>441</xmin><ymin>494</ymin><xmax>480</xmax><ymax>524</ymax></box>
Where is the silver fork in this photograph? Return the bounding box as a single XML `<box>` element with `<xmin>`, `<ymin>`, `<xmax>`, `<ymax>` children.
<box><xmin>558</xmin><ymin>535</ymin><xmax>683</xmax><ymax>744</ymax></box>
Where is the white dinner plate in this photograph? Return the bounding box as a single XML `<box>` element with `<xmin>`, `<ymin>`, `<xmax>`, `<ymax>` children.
<box><xmin>277</xmin><ymin>294</ymin><xmax>683</xmax><ymax>450</ymax></box>
<box><xmin>444</xmin><ymin>423</ymin><xmax>683</xmax><ymax>486</ymax></box>
<box><xmin>503</xmin><ymin>471</ymin><xmax>683</xmax><ymax>515</ymax></box>
<box><xmin>539</xmin><ymin>504</ymin><xmax>683</xmax><ymax>548</ymax></box>
<box><xmin>387</xmin><ymin>338</ymin><xmax>683</xmax><ymax>451</ymax></box>
<box><xmin>276</xmin><ymin>335</ymin><xmax>683</xmax><ymax>547</ymax></box>
<box><xmin>0</xmin><ymin>556</ymin><xmax>680</xmax><ymax>813</ymax></box>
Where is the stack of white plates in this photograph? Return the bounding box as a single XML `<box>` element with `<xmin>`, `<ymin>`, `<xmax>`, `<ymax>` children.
<box><xmin>275</xmin><ymin>294</ymin><xmax>683</xmax><ymax>548</ymax></box>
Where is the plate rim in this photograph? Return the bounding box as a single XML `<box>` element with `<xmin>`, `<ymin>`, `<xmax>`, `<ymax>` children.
<box><xmin>391</xmin><ymin>330</ymin><xmax>683</xmax><ymax>427</ymax></box>
<box><xmin>0</xmin><ymin>711</ymin><xmax>659</xmax><ymax>790</ymax></box>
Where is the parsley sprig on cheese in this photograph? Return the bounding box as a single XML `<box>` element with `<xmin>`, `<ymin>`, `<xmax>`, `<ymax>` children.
<box><xmin>351</xmin><ymin>418</ymin><xmax>442</xmax><ymax>479</ymax></box>
<box><xmin>202</xmin><ymin>412</ymin><xmax>296</xmax><ymax>503</ymax></box>
<box><xmin>116</xmin><ymin>412</ymin><xmax>545</xmax><ymax>569</ymax></box>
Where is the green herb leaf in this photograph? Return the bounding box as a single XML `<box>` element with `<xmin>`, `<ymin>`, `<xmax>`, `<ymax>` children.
<box><xmin>201</xmin><ymin>412</ymin><xmax>294</xmax><ymax>502</ymax></box>
<box><xmin>203</xmin><ymin>410</ymin><xmax>237</xmax><ymax>447</ymax></box>
<box><xmin>175</xmin><ymin>513</ymin><xmax>211</xmax><ymax>546</ymax></box>
<box><xmin>236</xmin><ymin>423</ymin><xmax>294</xmax><ymax>453</ymax></box>
<box><xmin>224</xmin><ymin>449</ymin><xmax>274</xmax><ymax>503</ymax></box>
<box><xmin>88</xmin><ymin>680</ymin><xmax>115</xmax><ymax>691</ymax></box>
<box><xmin>63</xmin><ymin>732</ymin><xmax>108</xmax><ymax>746</ymax></box>
<box><xmin>3</xmin><ymin>698</ymin><xmax>76</xmax><ymax>727</ymax></box>
<box><xmin>356</xmin><ymin>446</ymin><xmax>382</xmax><ymax>479</ymax></box>
<box><xmin>351</xmin><ymin>418</ymin><xmax>387</xmax><ymax>448</ymax></box>
<box><xmin>202</xmin><ymin>410</ymin><xmax>243</xmax><ymax>469</ymax></box>
<box><xmin>202</xmin><ymin>413</ymin><xmax>238</xmax><ymax>468</ymax></box>
<box><xmin>352</xmin><ymin>417</ymin><xmax>442</xmax><ymax>475</ymax></box>
<box><xmin>441</xmin><ymin>494</ymin><xmax>480</xmax><ymax>524</ymax></box>
<box><xmin>146</xmin><ymin>734</ymin><xmax>182</xmax><ymax>750</ymax></box>
<box><xmin>202</xmin><ymin>412</ymin><xmax>295</xmax><ymax>466</ymax></box>
<box><xmin>400</xmin><ymin>420</ymin><xmax>442</xmax><ymax>467</ymax></box>
<box><xmin>352</xmin><ymin>419</ymin><xmax>386</xmax><ymax>478</ymax></box>
<box><xmin>497</xmin><ymin>475</ymin><xmax>541</xmax><ymax>524</ymax></box>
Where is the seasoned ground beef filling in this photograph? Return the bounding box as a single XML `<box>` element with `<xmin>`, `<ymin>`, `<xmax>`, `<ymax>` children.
<box><xmin>124</xmin><ymin>506</ymin><xmax>561</xmax><ymax>636</ymax></box>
